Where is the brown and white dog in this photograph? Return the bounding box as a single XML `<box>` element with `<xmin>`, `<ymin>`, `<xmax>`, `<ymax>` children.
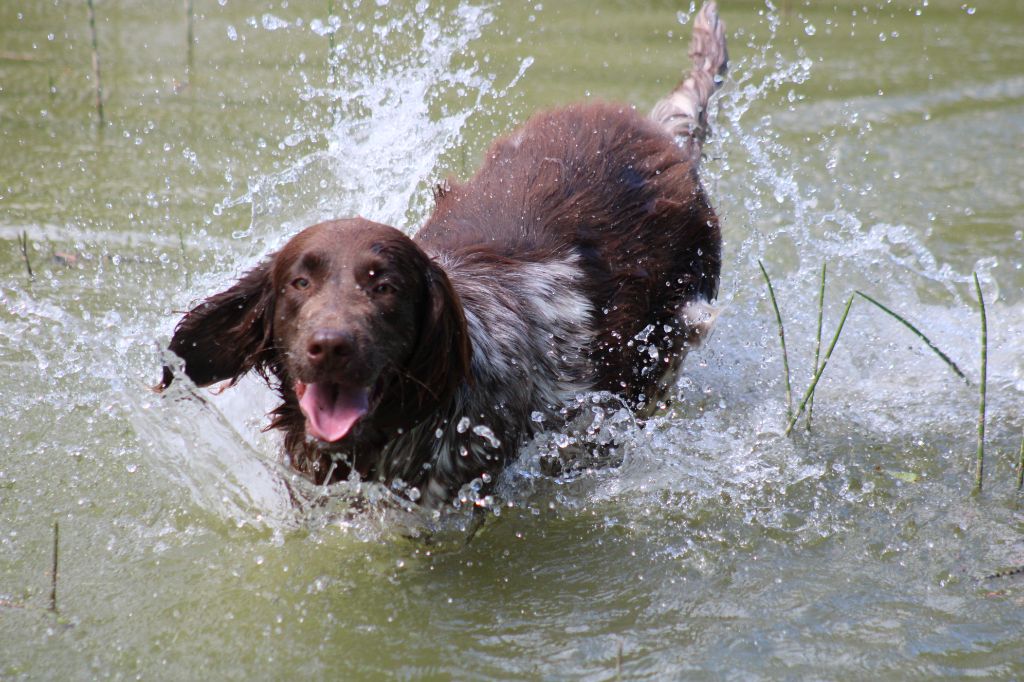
<box><xmin>160</xmin><ymin>3</ymin><xmax>728</xmax><ymax>509</ymax></box>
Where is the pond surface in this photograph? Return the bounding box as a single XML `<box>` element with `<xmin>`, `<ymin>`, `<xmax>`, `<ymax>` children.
<box><xmin>2</xmin><ymin>0</ymin><xmax>1024</xmax><ymax>678</ymax></box>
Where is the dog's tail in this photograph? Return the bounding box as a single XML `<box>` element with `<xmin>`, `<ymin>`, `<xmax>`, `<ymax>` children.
<box><xmin>650</xmin><ymin>2</ymin><xmax>728</xmax><ymax>163</ymax></box>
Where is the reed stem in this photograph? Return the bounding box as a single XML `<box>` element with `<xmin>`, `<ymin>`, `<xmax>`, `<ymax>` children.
<box><xmin>86</xmin><ymin>0</ymin><xmax>104</xmax><ymax>128</ymax></box>
<box><xmin>184</xmin><ymin>0</ymin><xmax>195</xmax><ymax>85</ymax></box>
<box><xmin>785</xmin><ymin>294</ymin><xmax>855</xmax><ymax>436</ymax></box>
<box><xmin>18</xmin><ymin>231</ymin><xmax>34</xmax><ymax>279</ymax></box>
<box><xmin>178</xmin><ymin>229</ymin><xmax>191</xmax><ymax>290</ymax></box>
<box><xmin>973</xmin><ymin>272</ymin><xmax>987</xmax><ymax>494</ymax></box>
<box><xmin>758</xmin><ymin>260</ymin><xmax>793</xmax><ymax>423</ymax></box>
<box><xmin>326</xmin><ymin>0</ymin><xmax>339</xmax><ymax>83</ymax></box>
<box><xmin>807</xmin><ymin>263</ymin><xmax>826</xmax><ymax>430</ymax></box>
<box><xmin>854</xmin><ymin>290</ymin><xmax>968</xmax><ymax>383</ymax></box>
<box><xmin>49</xmin><ymin>521</ymin><xmax>59</xmax><ymax>613</ymax></box>
<box><xmin>1017</xmin><ymin>426</ymin><xmax>1024</xmax><ymax>491</ymax></box>
<box><xmin>1015</xmin><ymin>425</ymin><xmax>1024</xmax><ymax>489</ymax></box>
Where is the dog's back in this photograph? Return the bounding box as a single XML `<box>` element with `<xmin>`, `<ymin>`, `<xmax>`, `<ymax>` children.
<box><xmin>417</xmin><ymin>101</ymin><xmax>721</xmax><ymax>408</ymax></box>
<box><xmin>417</xmin><ymin>3</ymin><xmax>727</xmax><ymax>412</ymax></box>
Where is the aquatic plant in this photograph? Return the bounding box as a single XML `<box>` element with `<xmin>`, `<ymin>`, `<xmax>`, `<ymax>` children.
<box><xmin>854</xmin><ymin>290</ymin><xmax>968</xmax><ymax>384</ymax></box>
<box><xmin>973</xmin><ymin>272</ymin><xmax>987</xmax><ymax>493</ymax></box>
<box><xmin>758</xmin><ymin>260</ymin><xmax>792</xmax><ymax>423</ymax></box>
<box><xmin>784</xmin><ymin>294</ymin><xmax>854</xmax><ymax>437</ymax></box>
<box><xmin>86</xmin><ymin>0</ymin><xmax>104</xmax><ymax>128</ymax></box>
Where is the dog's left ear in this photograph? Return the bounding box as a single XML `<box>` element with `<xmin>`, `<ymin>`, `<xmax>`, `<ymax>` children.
<box><xmin>401</xmin><ymin>260</ymin><xmax>472</xmax><ymax>418</ymax></box>
<box><xmin>159</xmin><ymin>260</ymin><xmax>275</xmax><ymax>390</ymax></box>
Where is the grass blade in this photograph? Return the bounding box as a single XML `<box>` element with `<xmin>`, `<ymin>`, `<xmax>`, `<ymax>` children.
<box><xmin>785</xmin><ymin>294</ymin><xmax>855</xmax><ymax>436</ymax></box>
<box><xmin>1017</xmin><ymin>426</ymin><xmax>1024</xmax><ymax>491</ymax></box>
<box><xmin>86</xmin><ymin>0</ymin><xmax>104</xmax><ymax>128</ymax></box>
<box><xmin>855</xmin><ymin>290</ymin><xmax>968</xmax><ymax>384</ymax></box>
<box><xmin>807</xmin><ymin>263</ymin><xmax>826</xmax><ymax>430</ymax></box>
<box><xmin>973</xmin><ymin>272</ymin><xmax>987</xmax><ymax>493</ymax></box>
<box><xmin>184</xmin><ymin>0</ymin><xmax>195</xmax><ymax>85</ymax></box>
<box><xmin>50</xmin><ymin>520</ymin><xmax>59</xmax><ymax>613</ymax></box>
<box><xmin>18</xmin><ymin>230</ymin><xmax>34</xmax><ymax>279</ymax></box>
<box><xmin>758</xmin><ymin>260</ymin><xmax>793</xmax><ymax>423</ymax></box>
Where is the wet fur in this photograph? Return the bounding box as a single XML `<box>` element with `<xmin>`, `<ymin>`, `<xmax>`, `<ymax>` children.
<box><xmin>161</xmin><ymin>4</ymin><xmax>727</xmax><ymax>509</ymax></box>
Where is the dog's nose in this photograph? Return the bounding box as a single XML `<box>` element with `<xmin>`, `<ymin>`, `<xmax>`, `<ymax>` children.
<box><xmin>306</xmin><ymin>329</ymin><xmax>355</xmax><ymax>364</ymax></box>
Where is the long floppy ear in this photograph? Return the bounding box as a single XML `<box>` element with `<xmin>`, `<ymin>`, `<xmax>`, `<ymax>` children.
<box><xmin>159</xmin><ymin>260</ymin><xmax>275</xmax><ymax>390</ymax></box>
<box><xmin>400</xmin><ymin>260</ymin><xmax>472</xmax><ymax>418</ymax></box>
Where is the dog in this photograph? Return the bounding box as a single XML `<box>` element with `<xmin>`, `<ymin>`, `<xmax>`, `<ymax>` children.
<box><xmin>160</xmin><ymin>3</ymin><xmax>727</xmax><ymax>509</ymax></box>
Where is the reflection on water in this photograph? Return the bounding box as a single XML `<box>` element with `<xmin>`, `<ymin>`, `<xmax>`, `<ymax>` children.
<box><xmin>1</xmin><ymin>0</ymin><xmax>1023</xmax><ymax>678</ymax></box>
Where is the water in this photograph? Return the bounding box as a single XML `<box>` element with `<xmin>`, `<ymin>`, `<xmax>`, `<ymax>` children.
<box><xmin>2</xmin><ymin>0</ymin><xmax>1024</xmax><ymax>678</ymax></box>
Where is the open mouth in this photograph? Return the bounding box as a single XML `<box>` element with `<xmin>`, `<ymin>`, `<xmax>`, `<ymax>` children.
<box><xmin>295</xmin><ymin>381</ymin><xmax>370</xmax><ymax>443</ymax></box>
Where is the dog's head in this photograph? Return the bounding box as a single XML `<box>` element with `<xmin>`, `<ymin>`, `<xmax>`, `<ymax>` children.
<box><xmin>161</xmin><ymin>218</ymin><xmax>470</xmax><ymax>449</ymax></box>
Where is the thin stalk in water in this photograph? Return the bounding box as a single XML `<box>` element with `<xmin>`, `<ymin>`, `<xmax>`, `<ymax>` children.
<box><xmin>1016</xmin><ymin>426</ymin><xmax>1024</xmax><ymax>491</ymax></box>
<box><xmin>178</xmin><ymin>229</ymin><xmax>191</xmax><ymax>291</ymax></box>
<box><xmin>855</xmin><ymin>290</ymin><xmax>968</xmax><ymax>384</ymax></box>
<box><xmin>86</xmin><ymin>0</ymin><xmax>104</xmax><ymax>128</ymax></box>
<box><xmin>327</xmin><ymin>0</ymin><xmax>339</xmax><ymax>84</ymax></box>
<box><xmin>973</xmin><ymin>272</ymin><xmax>987</xmax><ymax>493</ymax></box>
<box><xmin>758</xmin><ymin>260</ymin><xmax>793</xmax><ymax>423</ymax></box>
<box><xmin>785</xmin><ymin>294</ymin><xmax>855</xmax><ymax>436</ymax></box>
<box><xmin>806</xmin><ymin>263</ymin><xmax>826</xmax><ymax>430</ymax></box>
<box><xmin>50</xmin><ymin>521</ymin><xmax>59</xmax><ymax>613</ymax></box>
<box><xmin>18</xmin><ymin>230</ymin><xmax>34</xmax><ymax>279</ymax></box>
<box><xmin>184</xmin><ymin>0</ymin><xmax>195</xmax><ymax>86</ymax></box>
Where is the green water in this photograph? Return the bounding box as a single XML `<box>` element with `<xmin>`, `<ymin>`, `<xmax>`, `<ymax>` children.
<box><xmin>2</xmin><ymin>1</ymin><xmax>1024</xmax><ymax>678</ymax></box>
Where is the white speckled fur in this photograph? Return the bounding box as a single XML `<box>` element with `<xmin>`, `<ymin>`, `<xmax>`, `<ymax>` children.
<box><xmin>379</xmin><ymin>251</ymin><xmax>595</xmax><ymax>506</ymax></box>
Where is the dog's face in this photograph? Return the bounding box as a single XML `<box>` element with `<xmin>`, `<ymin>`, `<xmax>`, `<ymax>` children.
<box><xmin>162</xmin><ymin>218</ymin><xmax>470</xmax><ymax>451</ymax></box>
<box><xmin>271</xmin><ymin>221</ymin><xmax>430</xmax><ymax>442</ymax></box>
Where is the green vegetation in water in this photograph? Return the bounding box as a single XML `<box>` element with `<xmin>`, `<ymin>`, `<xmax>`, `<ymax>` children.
<box><xmin>17</xmin><ymin>230</ymin><xmax>33</xmax><ymax>280</ymax></box>
<box><xmin>761</xmin><ymin>262</ymin><xmax>1005</xmax><ymax>494</ymax></box>
<box><xmin>185</xmin><ymin>0</ymin><xmax>195</xmax><ymax>86</ymax></box>
<box><xmin>1017</xmin><ymin>426</ymin><xmax>1024</xmax><ymax>491</ymax></box>
<box><xmin>326</xmin><ymin>0</ymin><xmax>340</xmax><ymax>88</ymax></box>
<box><xmin>784</xmin><ymin>293</ymin><xmax>854</xmax><ymax>437</ymax></box>
<box><xmin>49</xmin><ymin>521</ymin><xmax>59</xmax><ymax>614</ymax></box>
<box><xmin>854</xmin><ymin>290</ymin><xmax>968</xmax><ymax>384</ymax></box>
<box><xmin>758</xmin><ymin>260</ymin><xmax>793</xmax><ymax>423</ymax></box>
<box><xmin>0</xmin><ymin>520</ymin><xmax>65</xmax><ymax>624</ymax></box>
<box><xmin>807</xmin><ymin>263</ymin><xmax>826</xmax><ymax>431</ymax></box>
<box><xmin>86</xmin><ymin>0</ymin><xmax>104</xmax><ymax>128</ymax></box>
<box><xmin>973</xmin><ymin>272</ymin><xmax>987</xmax><ymax>494</ymax></box>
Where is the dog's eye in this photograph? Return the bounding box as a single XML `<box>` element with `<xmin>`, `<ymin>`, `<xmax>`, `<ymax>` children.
<box><xmin>372</xmin><ymin>282</ymin><xmax>396</xmax><ymax>295</ymax></box>
<box><xmin>291</xmin><ymin>277</ymin><xmax>311</xmax><ymax>290</ymax></box>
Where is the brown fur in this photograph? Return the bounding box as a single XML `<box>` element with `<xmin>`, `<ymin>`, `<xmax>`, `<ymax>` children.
<box><xmin>160</xmin><ymin>3</ymin><xmax>727</xmax><ymax>507</ymax></box>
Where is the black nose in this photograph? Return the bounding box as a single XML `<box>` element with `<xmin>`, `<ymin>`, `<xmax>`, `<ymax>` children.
<box><xmin>306</xmin><ymin>329</ymin><xmax>355</xmax><ymax>365</ymax></box>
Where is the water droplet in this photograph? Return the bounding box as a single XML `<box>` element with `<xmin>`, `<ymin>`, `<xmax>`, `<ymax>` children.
<box><xmin>472</xmin><ymin>425</ymin><xmax>501</xmax><ymax>448</ymax></box>
<box><xmin>456</xmin><ymin>416</ymin><xmax>470</xmax><ymax>433</ymax></box>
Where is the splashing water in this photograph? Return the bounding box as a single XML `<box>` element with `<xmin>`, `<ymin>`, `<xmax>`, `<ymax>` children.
<box><xmin>4</xmin><ymin>1</ymin><xmax>1024</xmax><ymax>677</ymax></box>
<box><xmin>2</xmin><ymin>1</ymin><xmax>1021</xmax><ymax>549</ymax></box>
<box><xmin>153</xmin><ymin>2</ymin><xmax>541</xmax><ymax>528</ymax></box>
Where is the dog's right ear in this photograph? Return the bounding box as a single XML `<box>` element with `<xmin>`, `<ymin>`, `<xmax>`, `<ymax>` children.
<box><xmin>159</xmin><ymin>260</ymin><xmax>275</xmax><ymax>390</ymax></box>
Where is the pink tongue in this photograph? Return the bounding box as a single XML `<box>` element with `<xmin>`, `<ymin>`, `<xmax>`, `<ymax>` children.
<box><xmin>297</xmin><ymin>381</ymin><xmax>369</xmax><ymax>442</ymax></box>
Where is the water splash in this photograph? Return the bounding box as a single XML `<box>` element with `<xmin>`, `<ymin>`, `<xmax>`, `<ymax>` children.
<box><xmin>4</xmin><ymin>1</ymin><xmax>1019</xmax><ymax>545</ymax></box>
